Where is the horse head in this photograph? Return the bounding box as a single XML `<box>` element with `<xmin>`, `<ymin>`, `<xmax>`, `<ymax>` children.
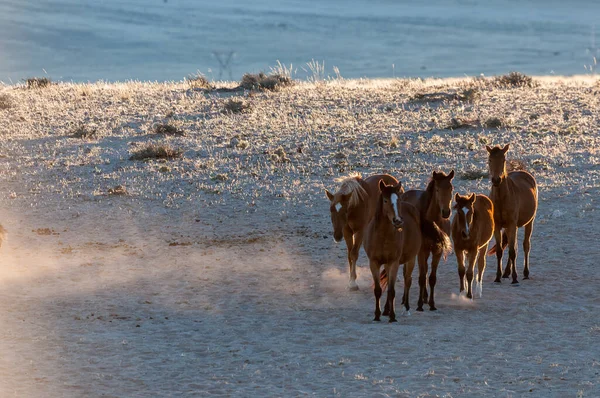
<box><xmin>378</xmin><ymin>180</ymin><xmax>405</xmax><ymax>229</ymax></box>
<box><xmin>431</xmin><ymin>170</ymin><xmax>455</xmax><ymax>219</ymax></box>
<box><xmin>486</xmin><ymin>144</ymin><xmax>510</xmax><ymax>187</ymax></box>
<box><xmin>454</xmin><ymin>193</ymin><xmax>476</xmax><ymax>239</ymax></box>
<box><xmin>325</xmin><ymin>189</ymin><xmax>350</xmax><ymax>242</ymax></box>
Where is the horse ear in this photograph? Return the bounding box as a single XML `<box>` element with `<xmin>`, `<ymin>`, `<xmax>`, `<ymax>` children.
<box><xmin>432</xmin><ymin>171</ymin><xmax>439</xmax><ymax>179</ymax></box>
<box><xmin>469</xmin><ymin>193</ymin><xmax>476</xmax><ymax>203</ymax></box>
<box><xmin>448</xmin><ymin>169</ymin><xmax>455</xmax><ymax>180</ymax></box>
<box><xmin>502</xmin><ymin>144</ymin><xmax>510</xmax><ymax>154</ymax></box>
<box><xmin>325</xmin><ymin>189</ymin><xmax>334</xmax><ymax>201</ymax></box>
<box><xmin>485</xmin><ymin>145</ymin><xmax>493</xmax><ymax>153</ymax></box>
<box><xmin>394</xmin><ymin>182</ymin><xmax>403</xmax><ymax>194</ymax></box>
<box><xmin>454</xmin><ymin>192</ymin><xmax>460</xmax><ymax>202</ymax></box>
<box><xmin>378</xmin><ymin>179</ymin><xmax>386</xmax><ymax>192</ymax></box>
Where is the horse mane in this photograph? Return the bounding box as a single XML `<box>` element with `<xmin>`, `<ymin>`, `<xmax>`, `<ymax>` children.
<box><xmin>334</xmin><ymin>174</ymin><xmax>368</xmax><ymax>208</ymax></box>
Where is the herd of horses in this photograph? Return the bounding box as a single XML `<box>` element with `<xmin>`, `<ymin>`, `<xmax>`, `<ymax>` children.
<box><xmin>325</xmin><ymin>144</ymin><xmax>539</xmax><ymax>322</ymax></box>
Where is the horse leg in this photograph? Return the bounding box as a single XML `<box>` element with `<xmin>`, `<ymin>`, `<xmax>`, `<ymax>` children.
<box><xmin>428</xmin><ymin>252</ymin><xmax>442</xmax><ymax>311</ymax></box>
<box><xmin>523</xmin><ymin>221</ymin><xmax>533</xmax><ymax>279</ymax></box>
<box><xmin>402</xmin><ymin>258</ymin><xmax>416</xmax><ymax>313</ymax></box>
<box><xmin>386</xmin><ymin>263</ymin><xmax>400</xmax><ymax>323</ymax></box>
<box><xmin>465</xmin><ymin>250</ymin><xmax>477</xmax><ymax>299</ymax></box>
<box><xmin>343</xmin><ymin>226</ymin><xmax>358</xmax><ymax>291</ymax></box>
<box><xmin>416</xmin><ymin>250</ymin><xmax>429</xmax><ymax>312</ymax></box>
<box><xmin>494</xmin><ymin>229</ymin><xmax>503</xmax><ymax>283</ymax></box>
<box><xmin>506</xmin><ymin>225</ymin><xmax>519</xmax><ymax>284</ymax></box>
<box><xmin>401</xmin><ymin>262</ymin><xmax>407</xmax><ymax>306</ymax></box>
<box><xmin>475</xmin><ymin>245</ymin><xmax>487</xmax><ymax>298</ymax></box>
<box><xmin>369</xmin><ymin>260</ymin><xmax>382</xmax><ymax>321</ymax></box>
<box><xmin>456</xmin><ymin>250</ymin><xmax>466</xmax><ymax>295</ymax></box>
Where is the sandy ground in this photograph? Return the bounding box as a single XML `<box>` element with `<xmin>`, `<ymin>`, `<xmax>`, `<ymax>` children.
<box><xmin>1</xmin><ymin>76</ymin><xmax>600</xmax><ymax>397</ymax></box>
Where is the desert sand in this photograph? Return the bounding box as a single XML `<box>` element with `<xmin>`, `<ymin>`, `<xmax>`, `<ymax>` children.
<box><xmin>0</xmin><ymin>75</ymin><xmax>599</xmax><ymax>397</ymax></box>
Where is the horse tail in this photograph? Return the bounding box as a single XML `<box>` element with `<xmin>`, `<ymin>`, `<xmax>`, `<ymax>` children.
<box><xmin>379</xmin><ymin>266</ymin><xmax>388</xmax><ymax>292</ymax></box>
<box><xmin>421</xmin><ymin>219</ymin><xmax>452</xmax><ymax>259</ymax></box>
<box><xmin>487</xmin><ymin>231</ymin><xmax>508</xmax><ymax>256</ymax></box>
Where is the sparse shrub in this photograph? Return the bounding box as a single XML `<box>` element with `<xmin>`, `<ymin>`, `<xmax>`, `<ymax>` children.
<box><xmin>108</xmin><ymin>185</ymin><xmax>127</xmax><ymax>195</ymax></box>
<box><xmin>507</xmin><ymin>159</ymin><xmax>526</xmax><ymax>171</ymax></box>
<box><xmin>269</xmin><ymin>146</ymin><xmax>290</xmax><ymax>162</ymax></box>
<box><xmin>212</xmin><ymin>173</ymin><xmax>228</xmax><ymax>182</ymax></box>
<box><xmin>129</xmin><ymin>143</ymin><xmax>182</xmax><ymax>161</ymax></box>
<box><xmin>153</xmin><ymin>123</ymin><xmax>184</xmax><ymax>136</ymax></box>
<box><xmin>459</xmin><ymin>88</ymin><xmax>480</xmax><ymax>102</ymax></box>
<box><xmin>25</xmin><ymin>77</ymin><xmax>52</xmax><ymax>89</ymax></box>
<box><xmin>460</xmin><ymin>168</ymin><xmax>488</xmax><ymax>180</ymax></box>
<box><xmin>222</xmin><ymin>98</ymin><xmax>249</xmax><ymax>114</ymax></box>
<box><xmin>493</xmin><ymin>72</ymin><xmax>536</xmax><ymax>88</ymax></box>
<box><xmin>240</xmin><ymin>72</ymin><xmax>293</xmax><ymax>91</ymax></box>
<box><xmin>0</xmin><ymin>93</ymin><xmax>13</xmax><ymax>109</ymax></box>
<box><xmin>484</xmin><ymin>117</ymin><xmax>503</xmax><ymax>128</ymax></box>
<box><xmin>446</xmin><ymin>117</ymin><xmax>479</xmax><ymax>130</ymax></box>
<box><xmin>187</xmin><ymin>72</ymin><xmax>213</xmax><ymax>90</ymax></box>
<box><xmin>70</xmin><ymin>124</ymin><xmax>97</xmax><ymax>139</ymax></box>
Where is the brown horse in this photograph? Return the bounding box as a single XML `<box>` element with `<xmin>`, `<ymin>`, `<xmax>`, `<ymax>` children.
<box><xmin>451</xmin><ymin>193</ymin><xmax>494</xmax><ymax>299</ymax></box>
<box><xmin>486</xmin><ymin>144</ymin><xmax>538</xmax><ymax>284</ymax></box>
<box><xmin>325</xmin><ymin>174</ymin><xmax>398</xmax><ymax>290</ymax></box>
<box><xmin>364</xmin><ymin>180</ymin><xmax>448</xmax><ymax>321</ymax></box>
<box><xmin>401</xmin><ymin>170</ymin><xmax>453</xmax><ymax>311</ymax></box>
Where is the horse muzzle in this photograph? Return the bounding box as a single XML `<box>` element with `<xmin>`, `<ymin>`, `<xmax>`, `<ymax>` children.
<box><xmin>461</xmin><ymin>231</ymin><xmax>469</xmax><ymax>239</ymax></box>
<box><xmin>393</xmin><ymin>217</ymin><xmax>404</xmax><ymax>229</ymax></box>
<box><xmin>491</xmin><ymin>177</ymin><xmax>501</xmax><ymax>186</ymax></box>
<box><xmin>441</xmin><ymin>209</ymin><xmax>451</xmax><ymax>219</ymax></box>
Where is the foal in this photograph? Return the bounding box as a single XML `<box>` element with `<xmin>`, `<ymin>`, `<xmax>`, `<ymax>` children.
<box><xmin>451</xmin><ymin>193</ymin><xmax>494</xmax><ymax>299</ymax></box>
<box><xmin>363</xmin><ymin>181</ymin><xmax>420</xmax><ymax>322</ymax></box>
<box><xmin>486</xmin><ymin>144</ymin><xmax>538</xmax><ymax>284</ymax></box>
<box><xmin>401</xmin><ymin>170</ymin><xmax>453</xmax><ymax>311</ymax></box>
<box><xmin>325</xmin><ymin>174</ymin><xmax>398</xmax><ymax>290</ymax></box>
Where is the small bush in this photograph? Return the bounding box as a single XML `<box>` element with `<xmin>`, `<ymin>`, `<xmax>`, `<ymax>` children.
<box><xmin>187</xmin><ymin>72</ymin><xmax>213</xmax><ymax>90</ymax></box>
<box><xmin>70</xmin><ymin>124</ymin><xmax>97</xmax><ymax>139</ymax></box>
<box><xmin>153</xmin><ymin>123</ymin><xmax>184</xmax><ymax>136</ymax></box>
<box><xmin>507</xmin><ymin>159</ymin><xmax>526</xmax><ymax>171</ymax></box>
<box><xmin>240</xmin><ymin>72</ymin><xmax>293</xmax><ymax>91</ymax></box>
<box><xmin>108</xmin><ymin>185</ymin><xmax>128</xmax><ymax>195</ymax></box>
<box><xmin>25</xmin><ymin>77</ymin><xmax>52</xmax><ymax>89</ymax></box>
<box><xmin>0</xmin><ymin>93</ymin><xmax>13</xmax><ymax>110</ymax></box>
<box><xmin>129</xmin><ymin>143</ymin><xmax>182</xmax><ymax>161</ymax></box>
<box><xmin>483</xmin><ymin>117</ymin><xmax>503</xmax><ymax>128</ymax></box>
<box><xmin>222</xmin><ymin>98</ymin><xmax>249</xmax><ymax>114</ymax></box>
<box><xmin>493</xmin><ymin>72</ymin><xmax>536</xmax><ymax>88</ymax></box>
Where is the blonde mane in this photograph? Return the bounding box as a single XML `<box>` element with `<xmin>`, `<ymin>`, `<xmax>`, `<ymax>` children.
<box><xmin>334</xmin><ymin>174</ymin><xmax>368</xmax><ymax>208</ymax></box>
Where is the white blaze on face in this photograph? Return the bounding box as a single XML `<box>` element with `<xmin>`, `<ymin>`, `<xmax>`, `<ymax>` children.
<box><xmin>335</xmin><ymin>203</ymin><xmax>342</xmax><ymax>212</ymax></box>
<box><xmin>462</xmin><ymin>207</ymin><xmax>470</xmax><ymax>235</ymax></box>
<box><xmin>391</xmin><ymin>193</ymin><xmax>399</xmax><ymax>219</ymax></box>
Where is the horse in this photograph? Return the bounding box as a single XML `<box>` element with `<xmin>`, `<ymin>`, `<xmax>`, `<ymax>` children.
<box><xmin>486</xmin><ymin>144</ymin><xmax>538</xmax><ymax>284</ymax></box>
<box><xmin>401</xmin><ymin>170</ymin><xmax>453</xmax><ymax>311</ymax></box>
<box><xmin>325</xmin><ymin>174</ymin><xmax>398</xmax><ymax>290</ymax></box>
<box><xmin>451</xmin><ymin>193</ymin><xmax>494</xmax><ymax>299</ymax></box>
<box><xmin>363</xmin><ymin>180</ymin><xmax>448</xmax><ymax>322</ymax></box>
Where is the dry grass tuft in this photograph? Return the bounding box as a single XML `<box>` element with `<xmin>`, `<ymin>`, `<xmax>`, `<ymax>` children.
<box><xmin>446</xmin><ymin>117</ymin><xmax>480</xmax><ymax>130</ymax></box>
<box><xmin>25</xmin><ymin>77</ymin><xmax>52</xmax><ymax>89</ymax></box>
<box><xmin>129</xmin><ymin>143</ymin><xmax>182</xmax><ymax>161</ymax></box>
<box><xmin>153</xmin><ymin>123</ymin><xmax>184</xmax><ymax>136</ymax></box>
<box><xmin>187</xmin><ymin>72</ymin><xmax>213</xmax><ymax>90</ymax></box>
<box><xmin>493</xmin><ymin>72</ymin><xmax>537</xmax><ymax>88</ymax></box>
<box><xmin>240</xmin><ymin>72</ymin><xmax>293</xmax><ymax>91</ymax></box>
<box><xmin>70</xmin><ymin>124</ymin><xmax>98</xmax><ymax>139</ymax></box>
<box><xmin>222</xmin><ymin>98</ymin><xmax>249</xmax><ymax>114</ymax></box>
<box><xmin>411</xmin><ymin>88</ymin><xmax>479</xmax><ymax>103</ymax></box>
<box><xmin>0</xmin><ymin>93</ymin><xmax>13</xmax><ymax>109</ymax></box>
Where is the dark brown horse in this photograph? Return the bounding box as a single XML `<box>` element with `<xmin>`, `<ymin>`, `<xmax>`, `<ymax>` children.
<box><xmin>325</xmin><ymin>174</ymin><xmax>398</xmax><ymax>290</ymax></box>
<box><xmin>401</xmin><ymin>170</ymin><xmax>453</xmax><ymax>311</ymax></box>
<box><xmin>486</xmin><ymin>144</ymin><xmax>538</xmax><ymax>284</ymax></box>
<box><xmin>451</xmin><ymin>193</ymin><xmax>494</xmax><ymax>299</ymax></box>
<box><xmin>363</xmin><ymin>180</ymin><xmax>448</xmax><ymax>321</ymax></box>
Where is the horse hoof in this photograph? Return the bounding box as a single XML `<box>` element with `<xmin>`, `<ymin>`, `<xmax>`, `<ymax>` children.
<box><xmin>430</xmin><ymin>307</ymin><xmax>437</xmax><ymax>311</ymax></box>
<box><xmin>494</xmin><ymin>278</ymin><xmax>501</xmax><ymax>284</ymax></box>
<box><xmin>416</xmin><ymin>307</ymin><xmax>424</xmax><ymax>312</ymax></box>
<box><xmin>373</xmin><ymin>317</ymin><xmax>381</xmax><ymax>322</ymax></box>
<box><xmin>502</xmin><ymin>275</ymin><xmax>509</xmax><ymax>279</ymax></box>
<box><xmin>523</xmin><ymin>276</ymin><xmax>530</xmax><ymax>280</ymax></box>
<box><xmin>389</xmin><ymin>318</ymin><xmax>397</xmax><ymax>323</ymax></box>
<box><xmin>511</xmin><ymin>280</ymin><xmax>519</xmax><ymax>285</ymax></box>
<box><xmin>348</xmin><ymin>285</ymin><xmax>359</xmax><ymax>291</ymax></box>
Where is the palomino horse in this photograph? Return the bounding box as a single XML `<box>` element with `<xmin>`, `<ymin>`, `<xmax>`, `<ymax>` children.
<box><xmin>364</xmin><ymin>180</ymin><xmax>450</xmax><ymax>322</ymax></box>
<box><xmin>451</xmin><ymin>193</ymin><xmax>494</xmax><ymax>299</ymax></box>
<box><xmin>486</xmin><ymin>144</ymin><xmax>538</xmax><ymax>284</ymax></box>
<box><xmin>325</xmin><ymin>174</ymin><xmax>398</xmax><ymax>290</ymax></box>
<box><xmin>401</xmin><ymin>170</ymin><xmax>453</xmax><ymax>311</ymax></box>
